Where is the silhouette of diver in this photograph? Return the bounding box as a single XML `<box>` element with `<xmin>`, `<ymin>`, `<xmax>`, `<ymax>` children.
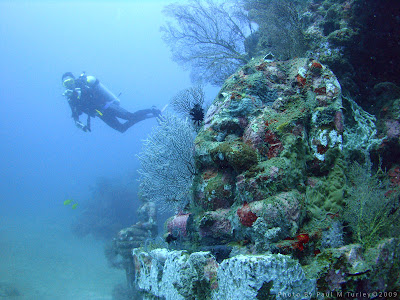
<box><xmin>62</xmin><ymin>72</ymin><xmax>161</xmax><ymax>133</ymax></box>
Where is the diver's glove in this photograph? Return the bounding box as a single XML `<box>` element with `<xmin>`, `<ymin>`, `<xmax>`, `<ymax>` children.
<box><xmin>63</xmin><ymin>88</ymin><xmax>81</xmax><ymax>99</ymax></box>
<box><xmin>63</xmin><ymin>89</ymin><xmax>74</xmax><ymax>98</ymax></box>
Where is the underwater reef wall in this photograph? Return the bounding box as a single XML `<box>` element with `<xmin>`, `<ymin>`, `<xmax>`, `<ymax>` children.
<box><xmin>127</xmin><ymin>55</ymin><xmax>400</xmax><ymax>298</ymax></box>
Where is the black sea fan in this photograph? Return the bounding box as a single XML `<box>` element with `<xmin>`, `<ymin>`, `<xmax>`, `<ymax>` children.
<box><xmin>171</xmin><ymin>85</ymin><xmax>205</xmax><ymax>127</ymax></box>
<box><xmin>189</xmin><ymin>103</ymin><xmax>205</xmax><ymax>126</ymax></box>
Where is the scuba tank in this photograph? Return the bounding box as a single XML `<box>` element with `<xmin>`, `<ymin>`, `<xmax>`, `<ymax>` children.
<box><xmin>92</xmin><ymin>81</ymin><xmax>121</xmax><ymax>105</ymax></box>
<box><xmin>81</xmin><ymin>72</ymin><xmax>121</xmax><ymax>106</ymax></box>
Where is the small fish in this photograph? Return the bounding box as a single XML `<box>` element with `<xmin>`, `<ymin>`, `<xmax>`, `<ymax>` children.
<box><xmin>63</xmin><ymin>199</ymin><xmax>72</xmax><ymax>206</ymax></box>
<box><xmin>71</xmin><ymin>203</ymin><xmax>78</xmax><ymax>209</ymax></box>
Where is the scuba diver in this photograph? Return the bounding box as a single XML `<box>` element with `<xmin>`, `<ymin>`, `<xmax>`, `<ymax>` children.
<box><xmin>61</xmin><ymin>72</ymin><xmax>161</xmax><ymax>133</ymax></box>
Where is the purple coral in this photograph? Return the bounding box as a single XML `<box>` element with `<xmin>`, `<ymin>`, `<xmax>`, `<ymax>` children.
<box><xmin>325</xmin><ymin>268</ymin><xmax>346</xmax><ymax>291</ymax></box>
<box><xmin>385</xmin><ymin>120</ymin><xmax>400</xmax><ymax>139</ymax></box>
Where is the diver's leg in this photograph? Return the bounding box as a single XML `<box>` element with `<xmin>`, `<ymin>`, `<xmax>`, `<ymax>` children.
<box><xmin>109</xmin><ymin>104</ymin><xmax>159</xmax><ymax>124</ymax></box>
<box><xmin>101</xmin><ymin>104</ymin><xmax>160</xmax><ymax>132</ymax></box>
<box><xmin>100</xmin><ymin>114</ymin><xmax>127</xmax><ymax>133</ymax></box>
<box><xmin>128</xmin><ymin>109</ymin><xmax>158</xmax><ymax>124</ymax></box>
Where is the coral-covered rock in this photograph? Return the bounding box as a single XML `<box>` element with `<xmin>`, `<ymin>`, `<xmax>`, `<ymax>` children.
<box><xmin>244</xmin><ymin>190</ymin><xmax>304</xmax><ymax>239</ymax></box>
<box><xmin>304</xmin><ymin>238</ymin><xmax>400</xmax><ymax>295</ymax></box>
<box><xmin>191</xmin><ymin>56</ymin><xmax>343</xmax><ymax>249</ymax></box>
<box><xmin>131</xmin><ymin>240</ymin><xmax>400</xmax><ymax>298</ymax></box>
<box><xmin>196</xmin><ymin>56</ymin><xmax>343</xmax><ymax>173</ymax></box>
<box><xmin>210</xmin><ymin>140</ymin><xmax>258</xmax><ymax>172</ymax></box>
<box><xmin>365</xmin><ymin>238</ymin><xmax>400</xmax><ymax>292</ymax></box>
<box><xmin>132</xmin><ymin>248</ymin><xmax>316</xmax><ymax>300</ymax></box>
<box><xmin>166</xmin><ymin>213</ymin><xmax>192</xmax><ymax>240</ymax></box>
<box><xmin>237</xmin><ymin>202</ymin><xmax>258</xmax><ymax>227</ymax></box>
<box><xmin>385</xmin><ymin>120</ymin><xmax>400</xmax><ymax>139</ymax></box>
<box><xmin>193</xmin><ymin>170</ymin><xmax>235</xmax><ymax>210</ymax></box>
<box><xmin>198</xmin><ymin>209</ymin><xmax>232</xmax><ymax>244</ymax></box>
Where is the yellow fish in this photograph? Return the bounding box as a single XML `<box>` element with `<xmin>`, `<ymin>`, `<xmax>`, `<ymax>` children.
<box><xmin>63</xmin><ymin>199</ymin><xmax>72</xmax><ymax>206</ymax></box>
<box><xmin>71</xmin><ymin>203</ymin><xmax>78</xmax><ymax>209</ymax></box>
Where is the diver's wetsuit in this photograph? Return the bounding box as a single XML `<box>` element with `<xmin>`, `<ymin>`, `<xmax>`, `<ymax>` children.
<box><xmin>66</xmin><ymin>74</ymin><xmax>158</xmax><ymax>133</ymax></box>
<box><xmin>98</xmin><ymin>103</ymin><xmax>155</xmax><ymax>133</ymax></box>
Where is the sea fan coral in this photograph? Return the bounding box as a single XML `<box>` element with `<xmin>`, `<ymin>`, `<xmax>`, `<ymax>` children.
<box><xmin>137</xmin><ymin>113</ymin><xmax>197</xmax><ymax>210</ymax></box>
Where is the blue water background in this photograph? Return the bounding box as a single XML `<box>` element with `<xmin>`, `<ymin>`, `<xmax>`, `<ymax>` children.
<box><xmin>0</xmin><ymin>1</ymin><xmax>217</xmax><ymax>298</ymax></box>
<box><xmin>0</xmin><ymin>0</ymin><xmax>214</xmax><ymax>216</ymax></box>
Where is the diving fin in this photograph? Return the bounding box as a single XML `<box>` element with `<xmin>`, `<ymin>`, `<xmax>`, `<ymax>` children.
<box><xmin>161</xmin><ymin>104</ymin><xmax>168</xmax><ymax>113</ymax></box>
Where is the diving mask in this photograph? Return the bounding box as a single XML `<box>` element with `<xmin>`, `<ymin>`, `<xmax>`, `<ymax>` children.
<box><xmin>63</xmin><ymin>77</ymin><xmax>75</xmax><ymax>89</ymax></box>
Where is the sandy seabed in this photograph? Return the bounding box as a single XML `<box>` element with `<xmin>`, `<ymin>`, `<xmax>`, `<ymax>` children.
<box><xmin>0</xmin><ymin>214</ymin><xmax>125</xmax><ymax>300</ymax></box>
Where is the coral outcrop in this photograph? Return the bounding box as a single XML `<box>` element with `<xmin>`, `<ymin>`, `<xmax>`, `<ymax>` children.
<box><xmin>190</xmin><ymin>56</ymin><xmax>343</xmax><ymax>248</ymax></box>
<box><xmin>151</xmin><ymin>56</ymin><xmax>399</xmax><ymax>298</ymax></box>
<box><xmin>132</xmin><ymin>238</ymin><xmax>400</xmax><ymax>299</ymax></box>
<box><xmin>133</xmin><ymin>248</ymin><xmax>316</xmax><ymax>300</ymax></box>
<box><xmin>126</xmin><ymin>54</ymin><xmax>399</xmax><ymax>299</ymax></box>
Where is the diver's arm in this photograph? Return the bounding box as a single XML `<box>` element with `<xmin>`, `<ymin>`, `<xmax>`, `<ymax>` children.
<box><xmin>65</xmin><ymin>88</ymin><xmax>90</xmax><ymax>132</ymax></box>
<box><xmin>69</xmin><ymin>102</ymin><xmax>90</xmax><ymax>132</ymax></box>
